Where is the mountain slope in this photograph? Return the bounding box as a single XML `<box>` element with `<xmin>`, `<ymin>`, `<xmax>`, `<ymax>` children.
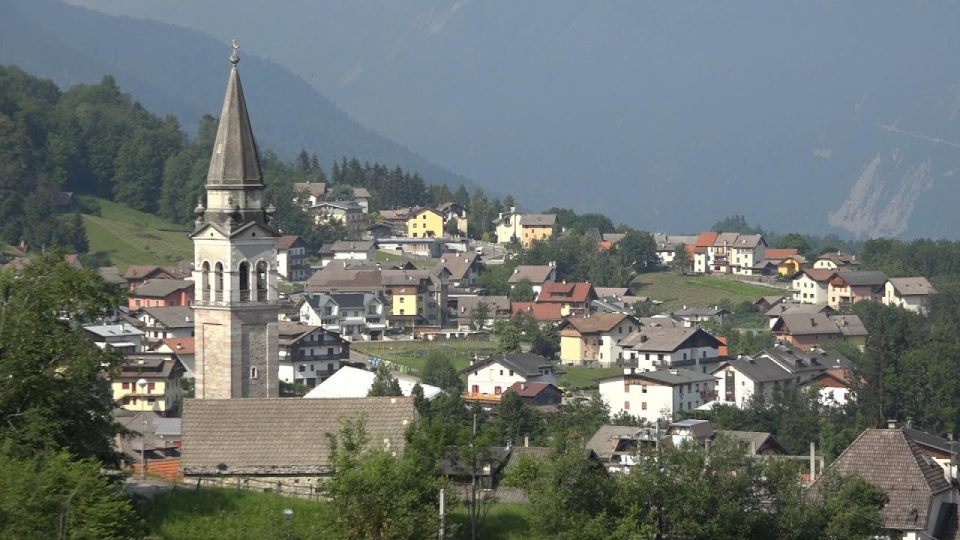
<box><xmin>0</xmin><ymin>0</ymin><xmax>477</xmax><ymax>192</ymax></box>
<box><xmin>65</xmin><ymin>0</ymin><xmax>960</xmax><ymax>239</ymax></box>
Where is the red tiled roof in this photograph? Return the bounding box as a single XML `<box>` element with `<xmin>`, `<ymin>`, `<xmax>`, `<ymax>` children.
<box><xmin>764</xmin><ymin>248</ymin><xmax>798</xmax><ymax>260</ymax></box>
<box><xmin>539</xmin><ymin>282</ymin><xmax>596</xmax><ymax>304</ymax></box>
<box><xmin>276</xmin><ymin>235</ymin><xmax>302</xmax><ymax>250</ymax></box>
<box><xmin>801</xmin><ymin>268</ymin><xmax>838</xmax><ymax>283</ymax></box>
<box><xmin>162</xmin><ymin>337</ymin><xmax>195</xmax><ymax>355</ymax></box>
<box><xmin>511</xmin><ymin>302</ymin><xmax>563</xmax><ymax>322</ymax></box>
<box><xmin>695</xmin><ymin>231</ymin><xmax>719</xmax><ymax>247</ymax></box>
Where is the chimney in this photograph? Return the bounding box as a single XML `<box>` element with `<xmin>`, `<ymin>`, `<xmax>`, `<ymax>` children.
<box><xmin>887</xmin><ymin>419</ymin><xmax>898</xmax><ymax>429</ymax></box>
<box><xmin>810</xmin><ymin>317</ymin><xmax>816</xmax><ymax>327</ymax></box>
<box><xmin>524</xmin><ymin>435</ymin><xmax>529</xmax><ymax>448</ymax></box>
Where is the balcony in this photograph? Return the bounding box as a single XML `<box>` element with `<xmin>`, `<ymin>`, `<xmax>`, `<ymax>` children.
<box><xmin>240</xmin><ymin>289</ymin><xmax>251</xmax><ymax>302</ymax></box>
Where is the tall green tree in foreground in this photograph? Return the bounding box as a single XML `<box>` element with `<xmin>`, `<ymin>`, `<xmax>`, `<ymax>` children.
<box><xmin>367</xmin><ymin>364</ymin><xmax>403</xmax><ymax>397</ymax></box>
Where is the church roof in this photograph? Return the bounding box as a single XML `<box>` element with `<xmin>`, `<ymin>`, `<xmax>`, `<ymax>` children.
<box><xmin>206</xmin><ymin>51</ymin><xmax>262</xmax><ymax>186</ymax></box>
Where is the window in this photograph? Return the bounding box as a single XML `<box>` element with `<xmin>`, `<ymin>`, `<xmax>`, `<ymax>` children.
<box><xmin>702</xmin><ymin>351</ymin><xmax>707</xmax><ymax>358</ymax></box>
<box><xmin>147</xmin><ymin>382</ymin><xmax>156</xmax><ymax>392</ymax></box>
<box><xmin>299</xmin><ymin>365</ymin><xmax>305</xmax><ymax>373</ymax></box>
<box><xmin>135</xmin><ymin>299</ymin><xmax>141</xmax><ymax>308</ymax></box>
<box><xmin>641</xmin><ymin>402</ymin><xmax>647</xmax><ymax>410</ymax></box>
<box><xmin>494</xmin><ymin>386</ymin><xmax>502</xmax><ymax>395</ymax></box>
<box><xmin>471</xmin><ymin>384</ymin><xmax>479</xmax><ymax>393</ymax></box>
<box><xmin>250</xmin><ymin>366</ymin><xmax>258</xmax><ymax>379</ymax></box>
<box><xmin>657</xmin><ymin>354</ymin><xmax>664</xmax><ymax>361</ymax></box>
<box><xmin>641</xmin><ymin>385</ymin><xmax>647</xmax><ymax>394</ymax></box>
<box><xmin>624</xmin><ymin>401</ymin><xmax>630</xmax><ymax>410</ymax></box>
<box><xmin>327</xmin><ymin>347</ymin><xmax>334</xmax><ymax>356</ymax></box>
<box><xmin>500</xmin><ymin>369</ymin><xmax>504</xmax><ymax>376</ymax></box>
<box><xmin>509</xmin><ymin>370</ymin><xmax>514</xmax><ymax>376</ymax></box>
<box><xmin>310</xmin><ymin>364</ymin><xmax>315</xmax><ymax>372</ymax></box>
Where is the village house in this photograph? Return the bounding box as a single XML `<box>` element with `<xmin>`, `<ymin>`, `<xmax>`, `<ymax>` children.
<box><xmin>364</xmin><ymin>222</ymin><xmax>395</xmax><ymax>240</ymax></box>
<box><xmin>884</xmin><ymin>277</ymin><xmax>936</xmax><ymax>315</ymax></box>
<box><xmin>791</xmin><ymin>268</ymin><xmax>837</xmax><ymax>305</ymax></box>
<box><xmin>406</xmin><ymin>207</ymin><xmax>445</xmax><ymax>238</ymax></box>
<box><xmin>181</xmin><ymin>398</ymin><xmax>416</xmax><ymax>489</ymax></box>
<box><xmin>304</xmin><ymin>264</ymin><xmax>384</xmax><ymax>294</ymax></box>
<box><xmin>382</xmin><ymin>269</ymin><xmax>447</xmax><ymax>330</ymax></box>
<box><xmin>728</xmin><ymin>233</ymin><xmax>767</xmax><ymax>276</ymax></box>
<box><xmin>376</xmin><ymin>237</ymin><xmax>443</xmax><ymax>258</ymax></box>
<box><xmin>754</xmin><ymin>295</ymin><xmax>787</xmax><ymax>312</ymax></box>
<box><xmin>456</xmin><ymin>295</ymin><xmax>511</xmax><ymax>330</ymax></box>
<box><xmin>827</xmin><ymin>270</ymin><xmax>887</xmax><ymax>309</ymax></box>
<box><xmin>507</xmin><ymin>264</ymin><xmax>557</xmax><ymax>297</ymax></box>
<box><xmin>434</xmin><ymin>252</ymin><xmax>484</xmax><ymax>288</ymax></box>
<box><xmin>311</xmin><ymin>200</ymin><xmax>364</xmax><ymax>235</ymax></box>
<box><xmin>670</xmin><ymin>306</ymin><xmax>730</xmax><ymax>326</ymax></box>
<box><xmin>691</xmin><ymin>231</ymin><xmax>718</xmax><ymax>274</ymax></box>
<box><xmin>464</xmin><ymin>353</ymin><xmax>559</xmax><ymax>403</ymax></box>
<box><xmin>276</xmin><ymin>235</ymin><xmax>311</xmax><ymax>282</ymax></box>
<box><xmin>587</xmin><ymin>424</ymin><xmax>661</xmax><ymax>472</ymax></box>
<box><xmin>436</xmin><ymin>202</ymin><xmax>469</xmax><ymax>236</ymax></box>
<box><xmin>765</xmin><ymin>301</ymin><xmax>835</xmax><ymax>328</ymax></box>
<box><xmin>808</xmin><ymin>426</ymin><xmax>960</xmax><ymax>540</ymax></box>
<box><xmin>84</xmin><ymin>323</ymin><xmax>145</xmax><ymax>354</ymax></box>
<box><xmin>804</xmin><ymin>369</ymin><xmax>853</xmax><ymax>407</ymax></box>
<box><xmin>113</xmin><ymin>353</ymin><xmax>185</xmax><ymax>414</ymax></box>
<box><xmin>352</xmin><ymin>187</ymin><xmax>371</xmax><ymax>213</ymax></box>
<box><xmin>113</xmin><ymin>411</ymin><xmax>182</xmax><ymax>478</ymax></box>
<box><xmin>123</xmin><ymin>265</ymin><xmax>185</xmax><ymax>291</ymax></box>
<box><xmin>136</xmin><ymin>305</ymin><xmax>194</xmax><ymax>343</ymax></box>
<box><xmin>129</xmin><ymin>279</ymin><xmax>194</xmax><ymax>311</ymax></box>
<box><xmin>599</xmin><ymin>367</ymin><xmax>719</xmax><ymax>423</ymax></box>
<box><xmin>504</xmin><ymin>382</ymin><xmax>563</xmax><ymax>408</ymax></box>
<box><xmin>708</xmin><ymin>232</ymin><xmax>740</xmax><ymax>273</ymax></box>
<box><xmin>771</xmin><ymin>313</ymin><xmax>868</xmax><ymax>349</ymax></box>
<box><xmin>618</xmin><ymin>325</ymin><xmax>723</xmax><ymax>372</ymax></box>
<box><xmin>379</xmin><ymin>208</ymin><xmax>412</xmax><ymax>229</ymax></box>
<box><xmin>510</xmin><ymin>302</ymin><xmax>564</xmax><ymax>324</ymax></box>
<box><xmin>813</xmin><ymin>251</ymin><xmax>860</xmax><ymax>270</ymax></box>
<box><xmin>292</xmin><ymin>182</ymin><xmax>327</xmax><ymax>206</ymax></box>
<box><xmin>155</xmin><ymin>337</ymin><xmax>195</xmax><ymax>376</ymax></box>
<box><xmin>537</xmin><ymin>281</ymin><xmax>597</xmax><ymax>317</ymax></box>
<box><xmin>318</xmin><ymin>240</ymin><xmax>376</xmax><ymax>268</ymax></box>
<box><xmin>304</xmin><ymin>365</ymin><xmax>442</xmax><ymax>400</ymax></box>
<box><xmin>717</xmin><ymin>430</ymin><xmax>788</xmax><ymax>456</ymax></box>
<box><xmin>492</xmin><ymin>207</ymin><xmax>523</xmax><ymax>245</ymax></box>
<box><xmin>298</xmin><ymin>292</ymin><xmax>386</xmax><ymax>341</ymax></box>
<box><xmin>276</xmin><ymin>322</ymin><xmax>349</xmax><ymax>388</ymax></box>
<box><xmin>558</xmin><ymin>312</ymin><xmax>640</xmax><ymax>367</ymax></box>
<box><xmin>519</xmin><ymin>213</ymin><xmax>557</xmax><ymax>247</ymax></box>
<box><xmin>666</xmin><ymin>419</ymin><xmax>717</xmax><ymax>447</ymax></box>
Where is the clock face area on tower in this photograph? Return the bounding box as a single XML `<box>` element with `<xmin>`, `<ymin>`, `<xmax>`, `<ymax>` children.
<box><xmin>190</xmin><ymin>43</ymin><xmax>280</xmax><ymax>400</ymax></box>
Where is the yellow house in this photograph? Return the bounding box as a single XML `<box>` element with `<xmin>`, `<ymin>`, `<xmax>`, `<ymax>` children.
<box><xmin>113</xmin><ymin>354</ymin><xmax>185</xmax><ymax>413</ymax></box>
<box><xmin>407</xmin><ymin>208</ymin><xmax>444</xmax><ymax>238</ymax></box>
<box><xmin>520</xmin><ymin>213</ymin><xmax>557</xmax><ymax>247</ymax></box>
<box><xmin>557</xmin><ymin>313</ymin><xmax>637</xmax><ymax>367</ymax></box>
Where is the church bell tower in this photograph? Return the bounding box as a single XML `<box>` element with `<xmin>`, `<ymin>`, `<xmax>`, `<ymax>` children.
<box><xmin>191</xmin><ymin>41</ymin><xmax>280</xmax><ymax>399</ymax></box>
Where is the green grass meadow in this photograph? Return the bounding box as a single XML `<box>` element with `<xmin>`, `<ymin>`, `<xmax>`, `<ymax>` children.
<box><xmin>632</xmin><ymin>271</ymin><xmax>785</xmax><ymax>311</ymax></box>
<box><xmin>80</xmin><ymin>196</ymin><xmax>192</xmax><ymax>271</ymax></box>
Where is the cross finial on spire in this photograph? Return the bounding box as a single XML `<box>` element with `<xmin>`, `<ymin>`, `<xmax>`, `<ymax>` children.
<box><xmin>229</xmin><ymin>39</ymin><xmax>240</xmax><ymax>65</ymax></box>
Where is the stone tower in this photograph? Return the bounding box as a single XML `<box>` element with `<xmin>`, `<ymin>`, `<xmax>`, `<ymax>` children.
<box><xmin>191</xmin><ymin>42</ymin><xmax>280</xmax><ymax>399</ymax></box>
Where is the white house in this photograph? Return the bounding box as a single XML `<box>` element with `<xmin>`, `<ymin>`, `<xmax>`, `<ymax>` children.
<box><xmin>319</xmin><ymin>240</ymin><xmax>377</xmax><ymax>268</ymax></box>
<box><xmin>599</xmin><ymin>368</ymin><xmax>719</xmax><ymax>424</ymax></box>
<box><xmin>298</xmin><ymin>293</ymin><xmax>386</xmax><ymax>341</ymax></box>
<box><xmin>136</xmin><ymin>306</ymin><xmax>194</xmax><ymax>342</ymax></box>
<box><xmin>618</xmin><ymin>326</ymin><xmax>722</xmax><ymax>372</ymax></box>
<box><xmin>304</xmin><ymin>366</ymin><xmax>443</xmax><ymax>400</ymax></box>
<box><xmin>884</xmin><ymin>277</ymin><xmax>935</xmax><ymax>315</ymax></box>
<box><xmin>792</xmin><ymin>268</ymin><xmax>837</xmax><ymax>305</ymax></box>
<box><xmin>311</xmin><ymin>201</ymin><xmax>364</xmax><ymax>235</ymax></box>
<box><xmin>276</xmin><ymin>235</ymin><xmax>311</xmax><ymax>282</ymax></box>
<box><xmin>83</xmin><ymin>323</ymin><xmax>144</xmax><ymax>354</ymax></box>
<box><xmin>464</xmin><ymin>353</ymin><xmax>558</xmax><ymax>398</ymax></box>
<box><xmin>711</xmin><ymin>356</ymin><xmax>796</xmax><ymax>409</ymax></box>
<box><xmin>492</xmin><ymin>207</ymin><xmax>522</xmax><ymax>245</ymax></box>
<box><xmin>277</xmin><ymin>322</ymin><xmax>349</xmax><ymax>388</ymax></box>
<box><xmin>728</xmin><ymin>234</ymin><xmax>767</xmax><ymax>276</ymax></box>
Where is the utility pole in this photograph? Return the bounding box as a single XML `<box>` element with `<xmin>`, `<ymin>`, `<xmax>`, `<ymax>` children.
<box><xmin>470</xmin><ymin>412</ymin><xmax>478</xmax><ymax>540</ymax></box>
<box><xmin>137</xmin><ymin>378</ymin><xmax>148</xmax><ymax>480</ymax></box>
<box><xmin>438</xmin><ymin>487</ymin><xmax>445</xmax><ymax>540</ymax></box>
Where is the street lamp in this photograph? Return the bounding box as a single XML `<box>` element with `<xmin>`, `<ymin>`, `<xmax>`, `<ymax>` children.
<box><xmin>137</xmin><ymin>377</ymin><xmax>148</xmax><ymax>480</ymax></box>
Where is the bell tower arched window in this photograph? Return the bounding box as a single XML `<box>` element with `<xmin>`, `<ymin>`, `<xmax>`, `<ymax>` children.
<box><xmin>256</xmin><ymin>261</ymin><xmax>268</xmax><ymax>301</ymax></box>
<box><xmin>201</xmin><ymin>262</ymin><xmax>210</xmax><ymax>302</ymax></box>
<box><xmin>239</xmin><ymin>261</ymin><xmax>250</xmax><ymax>301</ymax></box>
<box><xmin>214</xmin><ymin>262</ymin><xmax>224</xmax><ymax>302</ymax></box>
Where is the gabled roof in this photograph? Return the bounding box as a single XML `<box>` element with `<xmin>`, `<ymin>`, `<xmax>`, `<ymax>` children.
<box><xmin>733</xmin><ymin>234</ymin><xmax>765</xmax><ymax>249</ymax></box>
<box><xmin>765</xmin><ymin>302</ymin><xmax>834</xmax><ymax>318</ymax></box>
<box><xmin>160</xmin><ymin>337</ymin><xmax>194</xmax><ymax>355</ymax></box>
<box><xmin>304</xmin><ymin>366</ymin><xmax>442</xmax><ymax>400</ymax></box>
<box><xmin>124</xmin><ymin>265</ymin><xmax>170</xmax><ymax>280</ymax></box>
<box><xmin>408</xmin><ymin>207</ymin><xmax>443</xmax><ymax>219</ymax></box>
<box><xmin>763</xmin><ymin>248</ymin><xmax>799</xmax><ymax>260</ymax></box>
<box><xmin>711</xmin><ymin>357</ymin><xmax>794</xmax><ymax>383</ymax></box>
<box><xmin>798</xmin><ymin>268</ymin><xmax>838</xmax><ymax>283</ymax></box>
<box><xmin>140</xmin><ymin>306</ymin><xmax>193</xmax><ymax>328</ymax></box>
<box><xmin>510</xmin><ymin>302</ymin><xmax>563</xmax><ymax>322</ymax></box>
<box><xmin>508</xmin><ymin>265</ymin><xmax>555</xmax><ymax>284</ymax></box>
<box><xmin>835</xmin><ymin>270</ymin><xmax>888</xmax><ymax>287</ymax></box>
<box><xmin>276</xmin><ymin>235</ymin><xmax>304</xmax><ymax>250</ymax></box>
<box><xmin>816</xmin><ymin>251</ymin><xmax>859</xmax><ymax>265</ymax></box>
<box><xmin>619</xmin><ymin>327</ymin><xmax>720</xmax><ymax>352</ymax></box>
<box><xmin>519</xmin><ymin>213</ymin><xmax>557</xmax><ymax>227</ymax></box>
<box><xmin>672</xmin><ymin>306</ymin><xmax>729</xmax><ymax>317</ymax></box>
<box><xmin>558</xmin><ymin>312</ymin><xmax>633</xmax><ymax>334</ymax></box>
<box><xmin>538</xmin><ymin>282</ymin><xmax>596</xmax><ymax>304</ymax></box>
<box><xmin>713</xmin><ymin>232</ymin><xmax>740</xmax><ymax>247</ymax></box>
<box><xmin>435</xmin><ymin>253</ymin><xmax>481</xmax><ymax>280</ymax></box>
<box><xmin>118</xmin><ymin>354</ymin><xmax>184</xmax><ymax>379</ymax></box>
<box><xmin>695</xmin><ymin>231</ymin><xmax>719</xmax><ymax>247</ymax></box>
<box><xmin>436</xmin><ymin>201</ymin><xmax>464</xmax><ymax>213</ymax></box>
<box><xmin>601</xmin><ymin>367</ymin><xmax>716</xmax><ymax>386</ymax></box>
<box><xmin>182</xmin><ymin>397</ymin><xmax>416</xmax><ymax>475</ymax></box>
<box><xmin>587</xmin><ymin>424</ymin><xmax>661</xmax><ymax>461</ymax></box>
<box><xmin>716</xmin><ymin>430</ymin><xmax>787</xmax><ymax>455</ymax></box>
<box><xmin>458</xmin><ymin>295</ymin><xmax>511</xmax><ymax>315</ymax></box>
<box><xmin>829</xmin><ymin>315</ymin><xmax>869</xmax><ymax>337</ymax></box>
<box><xmin>506</xmin><ymin>381</ymin><xmax>560</xmax><ymax>398</ymax></box>
<box><xmin>327</xmin><ymin>240</ymin><xmax>375</xmax><ymax>252</ymax></box>
<box><xmin>206</xmin><ymin>56</ymin><xmax>262</xmax><ymax>186</ymax></box>
<box><xmin>132</xmin><ymin>279</ymin><xmax>193</xmax><ymax>298</ymax></box>
<box><xmin>594</xmin><ymin>287</ymin><xmax>634</xmax><ymax>298</ymax></box>
<box><xmin>293</xmin><ymin>182</ymin><xmax>326</xmax><ymax>197</ymax></box>
<box><xmin>353</xmin><ymin>187</ymin><xmax>371</xmax><ymax>199</ymax></box>
<box><xmin>464</xmin><ymin>353</ymin><xmax>556</xmax><ymax>377</ymax></box>
<box><xmin>888</xmin><ymin>277</ymin><xmax>935</xmax><ymax>296</ymax></box>
<box><xmin>772</xmin><ymin>313</ymin><xmax>867</xmax><ymax>337</ymax></box>
<box><xmin>305</xmin><ymin>267</ymin><xmax>383</xmax><ymax>292</ymax></box>
<box><xmin>809</xmin><ymin>428</ymin><xmax>953</xmax><ymax>532</ymax></box>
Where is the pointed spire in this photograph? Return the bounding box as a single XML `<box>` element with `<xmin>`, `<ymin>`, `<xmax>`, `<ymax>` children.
<box><xmin>206</xmin><ymin>39</ymin><xmax>262</xmax><ymax>186</ymax></box>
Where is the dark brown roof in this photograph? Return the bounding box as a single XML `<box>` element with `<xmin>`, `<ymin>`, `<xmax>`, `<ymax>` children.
<box><xmin>506</xmin><ymin>382</ymin><xmax>559</xmax><ymax>398</ymax></box>
<box><xmin>558</xmin><ymin>313</ymin><xmax>632</xmax><ymax>334</ymax></box>
<box><xmin>508</xmin><ymin>265</ymin><xmax>555</xmax><ymax>284</ymax></box>
<box><xmin>182</xmin><ymin>397</ymin><xmax>416</xmax><ymax>475</ymax></box>
<box><xmin>888</xmin><ymin>277</ymin><xmax>935</xmax><ymax>296</ymax></box>
<box><xmin>539</xmin><ymin>282</ymin><xmax>596</xmax><ymax>304</ymax></box>
<box><xmin>809</xmin><ymin>428</ymin><xmax>953</xmax><ymax>532</ymax></box>
<box><xmin>276</xmin><ymin>235</ymin><xmax>304</xmax><ymax>250</ymax></box>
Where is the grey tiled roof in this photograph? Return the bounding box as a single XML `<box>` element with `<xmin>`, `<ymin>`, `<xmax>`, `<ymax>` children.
<box><xmin>464</xmin><ymin>353</ymin><xmax>556</xmax><ymax>377</ymax></box>
<box><xmin>889</xmin><ymin>277</ymin><xmax>935</xmax><ymax>296</ymax></box>
<box><xmin>134</xmin><ymin>279</ymin><xmax>193</xmax><ymax>298</ymax></box>
<box><xmin>181</xmin><ymin>397</ymin><xmax>416</xmax><ymax>475</ymax></box>
<box><xmin>712</xmin><ymin>357</ymin><xmax>794</xmax><ymax>383</ymax></box>
<box><xmin>809</xmin><ymin>428</ymin><xmax>953</xmax><ymax>532</ymax></box>
<box><xmin>140</xmin><ymin>306</ymin><xmax>194</xmax><ymax>329</ymax></box>
<box><xmin>836</xmin><ymin>270</ymin><xmax>888</xmax><ymax>287</ymax></box>
<box><xmin>507</xmin><ymin>265</ymin><xmax>554</xmax><ymax>284</ymax></box>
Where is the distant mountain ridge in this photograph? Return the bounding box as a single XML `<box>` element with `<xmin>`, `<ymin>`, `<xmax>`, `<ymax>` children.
<box><xmin>0</xmin><ymin>0</ymin><xmax>478</xmax><ymax>193</ymax></box>
<box><xmin>60</xmin><ymin>0</ymin><xmax>960</xmax><ymax>239</ymax></box>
